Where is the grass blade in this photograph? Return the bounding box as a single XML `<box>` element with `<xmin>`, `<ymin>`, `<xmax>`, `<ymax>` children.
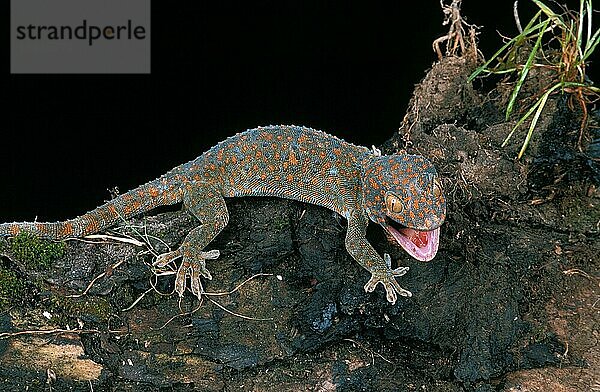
<box><xmin>502</xmin><ymin>98</ymin><xmax>543</xmax><ymax>147</ymax></box>
<box><xmin>532</xmin><ymin>0</ymin><xmax>565</xmax><ymax>27</ymax></box>
<box><xmin>583</xmin><ymin>27</ymin><xmax>600</xmax><ymax>60</ymax></box>
<box><xmin>502</xmin><ymin>82</ymin><xmax>566</xmax><ymax>149</ymax></box>
<box><xmin>577</xmin><ymin>0</ymin><xmax>584</xmax><ymax>50</ymax></box>
<box><xmin>505</xmin><ymin>19</ymin><xmax>550</xmax><ymax>120</ymax></box>
<box><xmin>468</xmin><ymin>14</ymin><xmax>545</xmax><ymax>82</ymax></box>
<box><xmin>517</xmin><ymin>90</ymin><xmax>551</xmax><ymax>158</ymax></box>
<box><xmin>585</xmin><ymin>0</ymin><xmax>593</xmax><ymax>44</ymax></box>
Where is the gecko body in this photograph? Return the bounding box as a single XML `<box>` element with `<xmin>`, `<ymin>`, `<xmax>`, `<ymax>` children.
<box><xmin>0</xmin><ymin>125</ymin><xmax>446</xmax><ymax>304</ymax></box>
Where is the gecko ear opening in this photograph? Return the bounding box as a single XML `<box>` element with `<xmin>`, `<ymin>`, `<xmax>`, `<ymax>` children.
<box><xmin>385</xmin><ymin>192</ymin><xmax>403</xmax><ymax>214</ymax></box>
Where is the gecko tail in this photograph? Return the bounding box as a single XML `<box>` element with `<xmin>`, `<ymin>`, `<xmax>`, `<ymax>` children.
<box><xmin>0</xmin><ymin>179</ymin><xmax>183</xmax><ymax>240</ymax></box>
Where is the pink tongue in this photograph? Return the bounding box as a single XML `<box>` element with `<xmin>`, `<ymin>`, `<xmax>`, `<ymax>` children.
<box><xmin>400</xmin><ymin>228</ymin><xmax>429</xmax><ymax>248</ymax></box>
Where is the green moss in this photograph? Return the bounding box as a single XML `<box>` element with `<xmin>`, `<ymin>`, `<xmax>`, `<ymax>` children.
<box><xmin>271</xmin><ymin>215</ymin><xmax>289</xmax><ymax>231</ymax></box>
<box><xmin>51</xmin><ymin>295</ymin><xmax>113</xmax><ymax>323</ymax></box>
<box><xmin>530</xmin><ymin>324</ymin><xmax>551</xmax><ymax>343</ymax></box>
<box><xmin>9</xmin><ymin>231</ymin><xmax>66</xmax><ymax>270</ymax></box>
<box><xmin>0</xmin><ymin>266</ymin><xmax>26</xmax><ymax>310</ymax></box>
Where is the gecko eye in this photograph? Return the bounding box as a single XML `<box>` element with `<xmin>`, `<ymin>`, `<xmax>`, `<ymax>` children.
<box><xmin>385</xmin><ymin>193</ymin><xmax>403</xmax><ymax>214</ymax></box>
<box><xmin>433</xmin><ymin>179</ymin><xmax>442</xmax><ymax>198</ymax></box>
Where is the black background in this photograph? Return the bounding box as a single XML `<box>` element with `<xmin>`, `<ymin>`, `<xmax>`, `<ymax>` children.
<box><xmin>3</xmin><ymin>0</ymin><xmax>593</xmax><ymax>221</ymax></box>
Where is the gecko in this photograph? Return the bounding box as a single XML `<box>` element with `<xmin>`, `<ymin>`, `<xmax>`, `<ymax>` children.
<box><xmin>0</xmin><ymin>125</ymin><xmax>446</xmax><ymax>304</ymax></box>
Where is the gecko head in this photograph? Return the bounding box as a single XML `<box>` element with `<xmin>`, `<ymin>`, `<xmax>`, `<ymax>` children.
<box><xmin>361</xmin><ymin>154</ymin><xmax>446</xmax><ymax>261</ymax></box>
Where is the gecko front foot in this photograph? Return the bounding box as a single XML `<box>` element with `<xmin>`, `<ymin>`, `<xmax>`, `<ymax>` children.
<box><xmin>363</xmin><ymin>253</ymin><xmax>412</xmax><ymax>304</ymax></box>
<box><xmin>154</xmin><ymin>248</ymin><xmax>220</xmax><ymax>299</ymax></box>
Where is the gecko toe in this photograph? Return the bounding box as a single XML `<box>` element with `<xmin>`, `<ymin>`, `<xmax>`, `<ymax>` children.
<box><xmin>364</xmin><ymin>267</ymin><xmax>413</xmax><ymax>304</ymax></box>
<box><xmin>154</xmin><ymin>249</ymin><xmax>182</xmax><ymax>267</ymax></box>
<box><xmin>363</xmin><ymin>275</ymin><xmax>379</xmax><ymax>293</ymax></box>
<box><xmin>391</xmin><ymin>266</ymin><xmax>410</xmax><ymax>277</ymax></box>
<box><xmin>174</xmin><ymin>260</ymin><xmax>189</xmax><ymax>297</ymax></box>
<box><xmin>190</xmin><ymin>265</ymin><xmax>203</xmax><ymax>299</ymax></box>
<box><xmin>169</xmin><ymin>248</ymin><xmax>219</xmax><ymax>298</ymax></box>
<box><xmin>384</xmin><ymin>285</ymin><xmax>398</xmax><ymax>305</ymax></box>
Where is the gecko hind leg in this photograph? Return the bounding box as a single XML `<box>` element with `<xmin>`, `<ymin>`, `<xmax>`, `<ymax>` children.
<box><xmin>154</xmin><ymin>184</ymin><xmax>229</xmax><ymax>299</ymax></box>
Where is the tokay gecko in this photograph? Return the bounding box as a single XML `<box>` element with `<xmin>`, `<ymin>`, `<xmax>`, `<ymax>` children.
<box><xmin>0</xmin><ymin>125</ymin><xmax>446</xmax><ymax>304</ymax></box>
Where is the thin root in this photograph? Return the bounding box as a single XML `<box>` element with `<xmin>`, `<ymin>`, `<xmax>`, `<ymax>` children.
<box><xmin>0</xmin><ymin>328</ymin><xmax>125</xmax><ymax>340</ymax></box>
<box><xmin>343</xmin><ymin>338</ymin><xmax>395</xmax><ymax>366</ymax></box>
<box><xmin>206</xmin><ymin>297</ymin><xmax>273</xmax><ymax>321</ymax></box>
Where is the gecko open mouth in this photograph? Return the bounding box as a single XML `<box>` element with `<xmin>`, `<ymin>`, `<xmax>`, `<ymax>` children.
<box><xmin>383</xmin><ymin>217</ymin><xmax>440</xmax><ymax>262</ymax></box>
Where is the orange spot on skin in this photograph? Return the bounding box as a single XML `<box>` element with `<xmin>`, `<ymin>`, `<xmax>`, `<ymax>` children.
<box><xmin>261</xmin><ymin>173</ymin><xmax>267</xmax><ymax>180</ymax></box>
<box><xmin>287</xmin><ymin>174</ymin><xmax>293</xmax><ymax>182</ymax></box>
<box><xmin>85</xmin><ymin>221</ymin><xmax>98</xmax><ymax>234</ymax></box>
<box><xmin>61</xmin><ymin>222</ymin><xmax>74</xmax><ymax>236</ymax></box>
<box><xmin>10</xmin><ymin>225</ymin><xmax>19</xmax><ymax>235</ymax></box>
<box><xmin>368</xmin><ymin>178</ymin><xmax>379</xmax><ymax>189</ymax></box>
<box><xmin>256</xmin><ymin>150</ymin><xmax>263</xmax><ymax>158</ymax></box>
<box><xmin>289</xmin><ymin>151</ymin><xmax>298</xmax><ymax>165</ymax></box>
<box><xmin>149</xmin><ymin>187</ymin><xmax>160</xmax><ymax>198</ymax></box>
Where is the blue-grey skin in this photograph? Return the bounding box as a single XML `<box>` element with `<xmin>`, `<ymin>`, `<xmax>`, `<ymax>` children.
<box><xmin>0</xmin><ymin>125</ymin><xmax>446</xmax><ymax>304</ymax></box>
